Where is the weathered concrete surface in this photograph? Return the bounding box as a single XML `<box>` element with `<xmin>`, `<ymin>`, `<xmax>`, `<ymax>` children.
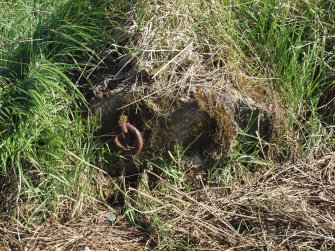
<box><xmin>91</xmin><ymin>84</ymin><xmax>274</xmax><ymax>162</ymax></box>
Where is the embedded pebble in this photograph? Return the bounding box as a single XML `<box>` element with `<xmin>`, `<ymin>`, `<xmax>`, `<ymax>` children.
<box><xmin>106</xmin><ymin>212</ymin><xmax>116</xmax><ymax>225</ymax></box>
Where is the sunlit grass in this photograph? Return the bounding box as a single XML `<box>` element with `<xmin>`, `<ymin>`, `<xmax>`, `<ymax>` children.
<box><xmin>0</xmin><ymin>0</ymin><xmax>334</xmax><ymax>249</ymax></box>
<box><xmin>0</xmin><ymin>0</ymin><xmax>132</xmax><ymax>221</ymax></box>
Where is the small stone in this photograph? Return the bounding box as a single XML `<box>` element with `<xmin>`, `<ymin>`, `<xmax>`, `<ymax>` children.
<box><xmin>84</xmin><ymin>247</ymin><xmax>92</xmax><ymax>251</ymax></box>
<box><xmin>106</xmin><ymin>212</ymin><xmax>116</xmax><ymax>225</ymax></box>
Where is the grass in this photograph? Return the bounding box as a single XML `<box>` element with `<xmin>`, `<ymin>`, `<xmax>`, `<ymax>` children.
<box><xmin>0</xmin><ymin>0</ymin><xmax>133</xmax><ymax>222</ymax></box>
<box><xmin>0</xmin><ymin>0</ymin><xmax>334</xmax><ymax>250</ymax></box>
<box><xmin>235</xmin><ymin>1</ymin><xmax>334</xmax><ymax>153</ymax></box>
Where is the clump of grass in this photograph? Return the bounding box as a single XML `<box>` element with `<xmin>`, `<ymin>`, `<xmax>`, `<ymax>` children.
<box><xmin>131</xmin><ymin>0</ymin><xmax>334</xmax><ymax>153</ymax></box>
<box><xmin>234</xmin><ymin>0</ymin><xmax>335</xmax><ymax>154</ymax></box>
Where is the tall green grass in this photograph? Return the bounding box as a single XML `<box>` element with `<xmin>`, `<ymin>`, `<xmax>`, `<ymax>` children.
<box><xmin>234</xmin><ymin>0</ymin><xmax>334</xmax><ymax>151</ymax></box>
<box><xmin>0</xmin><ymin>0</ymin><xmax>132</xmax><ymax>222</ymax></box>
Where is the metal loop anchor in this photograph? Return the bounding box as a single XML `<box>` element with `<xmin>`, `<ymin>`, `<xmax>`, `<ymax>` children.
<box><xmin>113</xmin><ymin>115</ymin><xmax>143</xmax><ymax>155</ymax></box>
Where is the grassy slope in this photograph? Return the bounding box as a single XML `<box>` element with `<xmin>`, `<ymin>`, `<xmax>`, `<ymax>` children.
<box><xmin>0</xmin><ymin>0</ymin><xmax>334</xmax><ymax>250</ymax></box>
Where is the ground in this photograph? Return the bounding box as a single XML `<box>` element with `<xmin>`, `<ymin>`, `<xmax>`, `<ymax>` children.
<box><xmin>0</xmin><ymin>0</ymin><xmax>334</xmax><ymax>250</ymax></box>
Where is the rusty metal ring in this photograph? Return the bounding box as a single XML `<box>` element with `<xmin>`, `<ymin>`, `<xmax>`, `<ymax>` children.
<box><xmin>113</xmin><ymin>116</ymin><xmax>143</xmax><ymax>155</ymax></box>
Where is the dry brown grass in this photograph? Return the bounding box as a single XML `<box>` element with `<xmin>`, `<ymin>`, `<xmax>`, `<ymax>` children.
<box><xmin>109</xmin><ymin>0</ymin><xmax>272</xmax><ymax>103</ymax></box>
<box><xmin>0</xmin><ymin>208</ymin><xmax>153</xmax><ymax>250</ymax></box>
<box><xmin>123</xmin><ymin>152</ymin><xmax>335</xmax><ymax>250</ymax></box>
<box><xmin>1</xmin><ymin>153</ymin><xmax>333</xmax><ymax>250</ymax></box>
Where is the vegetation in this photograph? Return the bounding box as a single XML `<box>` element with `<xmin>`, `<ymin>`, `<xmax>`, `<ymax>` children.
<box><xmin>0</xmin><ymin>0</ymin><xmax>334</xmax><ymax>250</ymax></box>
